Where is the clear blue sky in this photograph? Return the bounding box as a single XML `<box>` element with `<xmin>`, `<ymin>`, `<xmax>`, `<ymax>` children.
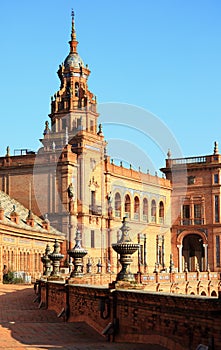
<box><xmin>0</xmin><ymin>1</ymin><xmax>221</xmax><ymax>171</ymax></box>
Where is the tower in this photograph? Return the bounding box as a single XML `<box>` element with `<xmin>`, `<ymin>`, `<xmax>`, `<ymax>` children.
<box><xmin>40</xmin><ymin>12</ymin><xmax>107</xmax><ymax>256</ymax></box>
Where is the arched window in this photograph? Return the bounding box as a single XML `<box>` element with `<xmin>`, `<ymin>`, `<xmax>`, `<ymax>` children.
<box><xmin>151</xmin><ymin>199</ymin><xmax>156</xmax><ymax>222</ymax></box>
<box><xmin>115</xmin><ymin>193</ymin><xmax>121</xmax><ymax>218</ymax></box>
<box><xmin>124</xmin><ymin>194</ymin><xmax>131</xmax><ymax>218</ymax></box>
<box><xmin>134</xmin><ymin>196</ymin><xmax>140</xmax><ymax>220</ymax></box>
<box><xmin>159</xmin><ymin>201</ymin><xmax>164</xmax><ymax>223</ymax></box>
<box><xmin>143</xmin><ymin>198</ymin><xmax>148</xmax><ymax>222</ymax></box>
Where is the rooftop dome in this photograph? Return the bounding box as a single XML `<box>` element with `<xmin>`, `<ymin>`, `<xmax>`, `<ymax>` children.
<box><xmin>64</xmin><ymin>52</ymin><xmax>84</xmax><ymax>69</ymax></box>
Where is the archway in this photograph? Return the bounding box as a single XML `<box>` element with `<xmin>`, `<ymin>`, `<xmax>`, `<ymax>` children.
<box><xmin>182</xmin><ymin>234</ymin><xmax>204</xmax><ymax>271</ymax></box>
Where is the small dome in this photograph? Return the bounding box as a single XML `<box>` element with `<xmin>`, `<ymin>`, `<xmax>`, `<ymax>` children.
<box><xmin>64</xmin><ymin>52</ymin><xmax>84</xmax><ymax>69</ymax></box>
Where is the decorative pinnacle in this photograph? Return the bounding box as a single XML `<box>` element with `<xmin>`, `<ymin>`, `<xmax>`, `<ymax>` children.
<box><xmin>71</xmin><ymin>8</ymin><xmax>77</xmax><ymax>42</ymax></box>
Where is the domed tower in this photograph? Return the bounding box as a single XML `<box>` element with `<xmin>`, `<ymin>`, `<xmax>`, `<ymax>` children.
<box><xmin>40</xmin><ymin>12</ymin><xmax>107</xmax><ymax>252</ymax></box>
<box><xmin>41</xmin><ymin>11</ymin><xmax>102</xmax><ymax>151</ymax></box>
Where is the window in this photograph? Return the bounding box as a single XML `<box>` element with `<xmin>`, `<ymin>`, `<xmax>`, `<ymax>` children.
<box><xmin>215</xmin><ymin>195</ymin><xmax>219</xmax><ymax>223</ymax></box>
<box><xmin>151</xmin><ymin>200</ymin><xmax>156</xmax><ymax>223</ymax></box>
<box><xmin>124</xmin><ymin>195</ymin><xmax>131</xmax><ymax>218</ymax></box>
<box><xmin>159</xmin><ymin>201</ymin><xmax>164</xmax><ymax>223</ymax></box>
<box><xmin>91</xmin><ymin>230</ymin><xmax>95</xmax><ymax>248</ymax></box>
<box><xmin>143</xmin><ymin>198</ymin><xmax>148</xmax><ymax>222</ymax></box>
<box><xmin>115</xmin><ymin>193</ymin><xmax>121</xmax><ymax>218</ymax></box>
<box><xmin>216</xmin><ymin>235</ymin><xmax>220</xmax><ymax>267</ymax></box>
<box><xmin>134</xmin><ymin>196</ymin><xmax>140</xmax><ymax>220</ymax></box>
<box><xmin>214</xmin><ymin>174</ymin><xmax>219</xmax><ymax>184</ymax></box>
<box><xmin>182</xmin><ymin>205</ymin><xmax>190</xmax><ymax>225</ymax></box>
<box><xmin>194</xmin><ymin>204</ymin><xmax>202</xmax><ymax>224</ymax></box>
<box><xmin>188</xmin><ymin>176</ymin><xmax>195</xmax><ymax>185</ymax></box>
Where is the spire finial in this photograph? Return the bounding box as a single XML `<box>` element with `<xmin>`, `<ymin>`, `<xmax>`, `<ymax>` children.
<box><xmin>214</xmin><ymin>141</ymin><xmax>219</xmax><ymax>155</ymax></box>
<box><xmin>69</xmin><ymin>8</ymin><xmax>78</xmax><ymax>53</ymax></box>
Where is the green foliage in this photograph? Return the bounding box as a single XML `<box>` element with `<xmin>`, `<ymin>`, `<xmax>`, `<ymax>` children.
<box><xmin>3</xmin><ymin>271</ymin><xmax>24</xmax><ymax>284</ymax></box>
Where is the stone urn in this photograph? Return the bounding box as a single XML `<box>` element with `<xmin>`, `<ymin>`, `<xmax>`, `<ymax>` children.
<box><xmin>48</xmin><ymin>239</ymin><xmax>64</xmax><ymax>278</ymax></box>
<box><xmin>68</xmin><ymin>228</ymin><xmax>88</xmax><ymax>277</ymax></box>
<box><xmin>41</xmin><ymin>244</ymin><xmax>51</xmax><ymax>277</ymax></box>
<box><xmin>112</xmin><ymin>217</ymin><xmax>139</xmax><ymax>282</ymax></box>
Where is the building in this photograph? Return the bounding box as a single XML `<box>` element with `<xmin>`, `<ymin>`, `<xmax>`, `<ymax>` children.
<box><xmin>0</xmin><ymin>14</ymin><xmax>172</xmax><ymax>273</ymax></box>
<box><xmin>0</xmin><ymin>190</ymin><xmax>64</xmax><ymax>282</ymax></box>
<box><xmin>161</xmin><ymin>141</ymin><xmax>221</xmax><ymax>272</ymax></box>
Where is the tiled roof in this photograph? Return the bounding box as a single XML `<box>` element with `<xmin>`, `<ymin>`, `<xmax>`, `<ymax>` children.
<box><xmin>0</xmin><ymin>190</ymin><xmax>64</xmax><ymax>237</ymax></box>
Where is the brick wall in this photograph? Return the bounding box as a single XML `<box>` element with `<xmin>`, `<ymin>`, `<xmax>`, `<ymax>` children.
<box><xmin>39</xmin><ymin>281</ymin><xmax>221</xmax><ymax>349</ymax></box>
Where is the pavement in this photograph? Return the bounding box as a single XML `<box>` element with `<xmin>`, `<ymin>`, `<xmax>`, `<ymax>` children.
<box><xmin>0</xmin><ymin>284</ymin><xmax>164</xmax><ymax>350</ymax></box>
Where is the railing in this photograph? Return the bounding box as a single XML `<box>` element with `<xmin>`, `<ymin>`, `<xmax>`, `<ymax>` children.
<box><xmin>134</xmin><ymin>213</ymin><xmax>139</xmax><ymax>221</ymax></box>
<box><xmin>142</xmin><ymin>214</ymin><xmax>148</xmax><ymax>222</ymax></box>
<box><xmin>159</xmin><ymin>217</ymin><xmax>164</xmax><ymax>224</ymax></box>
<box><xmin>115</xmin><ymin>210</ymin><xmax>121</xmax><ymax>218</ymax></box>
<box><xmin>171</xmin><ymin>156</ymin><xmax>207</xmax><ymax>165</ymax></box>
<box><xmin>89</xmin><ymin>205</ymin><xmax>102</xmax><ymax>216</ymax></box>
<box><xmin>181</xmin><ymin>218</ymin><xmax>204</xmax><ymax>225</ymax></box>
<box><xmin>151</xmin><ymin>216</ymin><xmax>156</xmax><ymax>223</ymax></box>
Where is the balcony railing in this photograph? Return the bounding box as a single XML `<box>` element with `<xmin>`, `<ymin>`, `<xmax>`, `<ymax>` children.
<box><xmin>115</xmin><ymin>210</ymin><xmax>121</xmax><ymax>218</ymax></box>
<box><xmin>142</xmin><ymin>214</ymin><xmax>148</xmax><ymax>222</ymax></box>
<box><xmin>134</xmin><ymin>213</ymin><xmax>139</xmax><ymax>221</ymax></box>
<box><xmin>89</xmin><ymin>205</ymin><xmax>102</xmax><ymax>216</ymax></box>
<box><xmin>151</xmin><ymin>216</ymin><xmax>156</xmax><ymax>223</ymax></box>
<box><xmin>181</xmin><ymin>218</ymin><xmax>204</xmax><ymax>225</ymax></box>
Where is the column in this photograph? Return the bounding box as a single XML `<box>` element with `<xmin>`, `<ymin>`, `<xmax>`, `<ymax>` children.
<box><xmin>203</xmin><ymin>243</ymin><xmax>208</xmax><ymax>271</ymax></box>
<box><xmin>177</xmin><ymin>244</ymin><xmax>183</xmax><ymax>272</ymax></box>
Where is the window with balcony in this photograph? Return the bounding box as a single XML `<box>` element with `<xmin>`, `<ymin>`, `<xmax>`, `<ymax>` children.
<box><xmin>194</xmin><ymin>204</ymin><xmax>202</xmax><ymax>224</ymax></box>
<box><xmin>159</xmin><ymin>201</ymin><xmax>164</xmax><ymax>224</ymax></box>
<box><xmin>143</xmin><ymin>198</ymin><xmax>148</xmax><ymax>222</ymax></box>
<box><xmin>151</xmin><ymin>199</ymin><xmax>156</xmax><ymax>223</ymax></box>
<box><xmin>124</xmin><ymin>194</ymin><xmax>131</xmax><ymax>218</ymax></box>
<box><xmin>182</xmin><ymin>204</ymin><xmax>190</xmax><ymax>225</ymax></box>
<box><xmin>134</xmin><ymin>196</ymin><xmax>140</xmax><ymax>220</ymax></box>
<box><xmin>114</xmin><ymin>192</ymin><xmax>121</xmax><ymax>218</ymax></box>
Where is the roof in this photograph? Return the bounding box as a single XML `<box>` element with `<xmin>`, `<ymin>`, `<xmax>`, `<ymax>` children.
<box><xmin>0</xmin><ymin>190</ymin><xmax>64</xmax><ymax>237</ymax></box>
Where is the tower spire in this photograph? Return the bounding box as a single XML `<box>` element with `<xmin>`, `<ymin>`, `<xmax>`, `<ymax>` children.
<box><xmin>69</xmin><ymin>9</ymin><xmax>78</xmax><ymax>53</ymax></box>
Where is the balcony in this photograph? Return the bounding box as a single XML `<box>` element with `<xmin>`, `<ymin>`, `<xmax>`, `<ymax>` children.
<box><xmin>89</xmin><ymin>205</ymin><xmax>102</xmax><ymax>216</ymax></box>
<box><xmin>134</xmin><ymin>213</ymin><xmax>139</xmax><ymax>221</ymax></box>
<box><xmin>115</xmin><ymin>210</ymin><xmax>121</xmax><ymax>218</ymax></box>
<box><xmin>181</xmin><ymin>218</ymin><xmax>204</xmax><ymax>225</ymax></box>
<box><xmin>143</xmin><ymin>214</ymin><xmax>148</xmax><ymax>222</ymax></box>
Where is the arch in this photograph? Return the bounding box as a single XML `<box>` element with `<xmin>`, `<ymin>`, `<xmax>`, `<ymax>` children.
<box><xmin>190</xmin><ymin>292</ymin><xmax>195</xmax><ymax>295</ymax></box>
<box><xmin>143</xmin><ymin>198</ymin><xmax>148</xmax><ymax>222</ymax></box>
<box><xmin>114</xmin><ymin>192</ymin><xmax>121</xmax><ymax>218</ymax></box>
<box><xmin>182</xmin><ymin>234</ymin><xmax>204</xmax><ymax>272</ymax></box>
<box><xmin>159</xmin><ymin>201</ymin><xmax>164</xmax><ymax>223</ymax></box>
<box><xmin>177</xmin><ymin>229</ymin><xmax>208</xmax><ymax>245</ymax></box>
<box><xmin>134</xmin><ymin>196</ymin><xmax>140</xmax><ymax>220</ymax></box>
<box><xmin>124</xmin><ymin>194</ymin><xmax>131</xmax><ymax>218</ymax></box>
<box><xmin>211</xmin><ymin>290</ymin><xmax>217</xmax><ymax>297</ymax></box>
<box><xmin>151</xmin><ymin>199</ymin><xmax>156</xmax><ymax>223</ymax></box>
<box><xmin>201</xmin><ymin>291</ymin><xmax>207</xmax><ymax>296</ymax></box>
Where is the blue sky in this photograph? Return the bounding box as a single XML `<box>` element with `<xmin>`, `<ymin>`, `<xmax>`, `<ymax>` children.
<box><xmin>0</xmin><ymin>1</ymin><xmax>221</xmax><ymax>171</ymax></box>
